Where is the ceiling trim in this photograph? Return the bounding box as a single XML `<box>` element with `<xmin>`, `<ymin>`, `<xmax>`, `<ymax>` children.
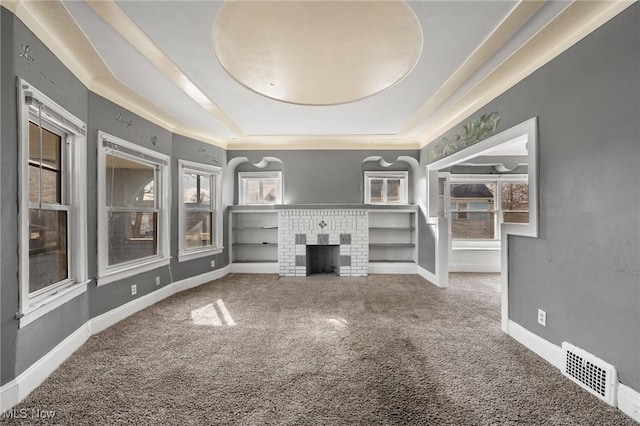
<box><xmin>2</xmin><ymin>0</ymin><xmax>230</xmax><ymax>148</ymax></box>
<box><xmin>400</xmin><ymin>0</ymin><xmax>546</xmax><ymax>136</ymax></box>
<box><xmin>2</xmin><ymin>0</ymin><xmax>634</xmax><ymax>152</ymax></box>
<box><xmin>86</xmin><ymin>1</ymin><xmax>246</xmax><ymax>138</ymax></box>
<box><xmin>416</xmin><ymin>0</ymin><xmax>635</xmax><ymax>148</ymax></box>
<box><xmin>227</xmin><ymin>135</ymin><xmax>421</xmax><ymax>151</ymax></box>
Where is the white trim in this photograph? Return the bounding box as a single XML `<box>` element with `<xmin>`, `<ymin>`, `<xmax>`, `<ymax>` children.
<box><xmin>238</xmin><ymin>171</ymin><xmax>283</xmax><ymax>205</ymax></box>
<box><xmin>177</xmin><ymin>247</ymin><xmax>223</xmax><ymax>263</ymax></box>
<box><xmin>507</xmin><ymin>320</ymin><xmax>563</xmax><ymax>370</ymax></box>
<box><xmin>617</xmin><ymin>383</ymin><xmax>640</xmax><ymax>422</ymax></box>
<box><xmin>230</xmin><ymin>262</ymin><xmax>279</xmax><ymax>274</ymax></box>
<box><xmin>364</xmin><ymin>170</ymin><xmax>409</xmax><ymax>205</ymax></box>
<box><xmin>508</xmin><ymin>320</ymin><xmax>640</xmax><ymax>421</ymax></box>
<box><xmin>17</xmin><ymin>79</ymin><xmax>88</xmax><ymax>317</ymax></box>
<box><xmin>97</xmin><ymin>131</ymin><xmax>171</xmax><ymax>285</ymax></box>
<box><xmin>0</xmin><ymin>266</ymin><xmax>231</xmax><ymax>412</ymax></box>
<box><xmin>449</xmin><ymin>263</ymin><xmax>501</xmax><ymax>273</ymax></box>
<box><xmin>96</xmin><ymin>258</ymin><xmax>170</xmax><ymax>286</ymax></box>
<box><xmin>427</xmin><ymin>117</ymin><xmax>539</xmax><ymax>330</ymax></box>
<box><xmin>417</xmin><ymin>264</ymin><xmax>442</xmax><ymax>288</ymax></box>
<box><xmin>368</xmin><ymin>262</ymin><xmax>417</xmax><ymax>274</ymax></box>
<box><xmin>177</xmin><ymin>159</ymin><xmax>223</xmax><ymax>261</ymax></box>
<box><xmin>19</xmin><ymin>281</ymin><xmax>89</xmax><ymax>328</ymax></box>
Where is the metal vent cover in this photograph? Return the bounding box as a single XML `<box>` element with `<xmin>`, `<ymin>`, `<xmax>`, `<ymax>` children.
<box><xmin>562</xmin><ymin>342</ymin><xmax>618</xmax><ymax>406</ymax></box>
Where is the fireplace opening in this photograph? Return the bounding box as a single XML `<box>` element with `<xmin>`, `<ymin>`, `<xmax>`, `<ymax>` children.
<box><xmin>306</xmin><ymin>245</ymin><xmax>340</xmax><ymax>276</ymax></box>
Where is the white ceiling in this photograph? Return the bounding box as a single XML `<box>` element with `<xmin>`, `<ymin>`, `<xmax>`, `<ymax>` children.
<box><xmin>8</xmin><ymin>0</ymin><xmax>632</xmax><ymax>149</ymax></box>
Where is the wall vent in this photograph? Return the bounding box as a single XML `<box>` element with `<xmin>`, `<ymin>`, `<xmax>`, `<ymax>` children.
<box><xmin>561</xmin><ymin>342</ymin><xmax>618</xmax><ymax>406</ymax></box>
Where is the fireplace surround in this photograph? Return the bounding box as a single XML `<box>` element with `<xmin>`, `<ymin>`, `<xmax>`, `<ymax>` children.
<box><xmin>278</xmin><ymin>209</ymin><xmax>368</xmax><ymax>276</ymax></box>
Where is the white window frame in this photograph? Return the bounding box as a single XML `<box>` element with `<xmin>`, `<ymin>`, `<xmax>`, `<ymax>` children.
<box><xmin>97</xmin><ymin>131</ymin><xmax>170</xmax><ymax>285</ymax></box>
<box><xmin>178</xmin><ymin>160</ymin><xmax>223</xmax><ymax>262</ymax></box>
<box><xmin>364</xmin><ymin>171</ymin><xmax>409</xmax><ymax>204</ymax></box>
<box><xmin>238</xmin><ymin>171</ymin><xmax>283</xmax><ymax>205</ymax></box>
<box><xmin>448</xmin><ymin>174</ymin><xmax>528</xmax><ymax>246</ymax></box>
<box><xmin>17</xmin><ymin>79</ymin><xmax>89</xmax><ymax>328</ymax></box>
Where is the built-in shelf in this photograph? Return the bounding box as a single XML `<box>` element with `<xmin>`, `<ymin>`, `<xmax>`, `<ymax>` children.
<box><xmin>368</xmin><ymin>210</ymin><xmax>417</xmax><ymax>263</ymax></box>
<box><xmin>233</xmin><ymin>226</ymin><xmax>278</xmax><ymax>230</ymax></box>
<box><xmin>232</xmin><ymin>243</ymin><xmax>278</xmax><ymax>246</ymax></box>
<box><xmin>369</xmin><ymin>243</ymin><xmax>415</xmax><ymax>248</ymax></box>
<box><xmin>230</xmin><ymin>210</ymin><xmax>279</xmax><ymax>264</ymax></box>
<box><xmin>369</xmin><ymin>227</ymin><xmax>415</xmax><ymax>231</ymax></box>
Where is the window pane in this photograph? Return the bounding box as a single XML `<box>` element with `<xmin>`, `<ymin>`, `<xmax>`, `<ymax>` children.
<box><xmin>29</xmin><ymin>165</ymin><xmax>60</xmax><ymax>204</ymax></box>
<box><xmin>29</xmin><ymin>209</ymin><xmax>68</xmax><ymax>293</ymax></box>
<box><xmin>261</xmin><ymin>178</ymin><xmax>278</xmax><ymax>203</ymax></box>
<box><xmin>105</xmin><ymin>153</ymin><xmax>155</xmax><ymax>208</ymax></box>
<box><xmin>29</xmin><ymin>122</ymin><xmax>61</xmax><ymax>203</ymax></box>
<box><xmin>451</xmin><ymin>211</ymin><xmax>495</xmax><ymax>239</ymax></box>
<box><xmin>386</xmin><ymin>179</ymin><xmax>401</xmax><ymax>203</ymax></box>
<box><xmin>369</xmin><ymin>179</ymin><xmax>384</xmax><ymax>203</ymax></box>
<box><xmin>185</xmin><ymin>211</ymin><xmax>213</xmax><ymax>249</ymax></box>
<box><xmin>184</xmin><ymin>173</ymin><xmax>211</xmax><ymax>207</ymax></box>
<box><xmin>501</xmin><ymin>182</ymin><xmax>529</xmax><ymax>223</ymax></box>
<box><xmin>504</xmin><ymin>211</ymin><xmax>529</xmax><ymax>223</ymax></box>
<box><xmin>245</xmin><ymin>179</ymin><xmax>260</xmax><ymax>203</ymax></box>
<box><xmin>108</xmin><ymin>212</ymin><xmax>158</xmax><ymax>266</ymax></box>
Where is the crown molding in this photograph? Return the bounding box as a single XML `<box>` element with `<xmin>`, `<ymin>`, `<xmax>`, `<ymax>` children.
<box><xmin>415</xmin><ymin>0</ymin><xmax>636</xmax><ymax>148</ymax></box>
<box><xmin>401</xmin><ymin>0</ymin><xmax>546</xmax><ymax>136</ymax></box>
<box><xmin>227</xmin><ymin>135</ymin><xmax>421</xmax><ymax>151</ymax></box>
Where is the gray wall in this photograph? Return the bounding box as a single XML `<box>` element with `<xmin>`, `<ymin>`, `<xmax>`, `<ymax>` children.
<box><xmin>421</xmin><ymin>5</ymin><xmax>640</xmax><ymax>391</ymax></box>
<box><xmin>228</xmin><ymin>150</ymin><xmax>419</xmax><ymax>205</ymax></box>
<box><xmin>86</xmin><ymin>92</ymin><xmax>173</xmax><ymax>318</ymax></box>
<box><xmin>1</xmin><ymin>9</ymin><xmax>90</xmax><ymax>382</ymax></box>
<box><xmin>0</xmin><ymin>10</ymin><xmax>233</xmax><ymax>384</ymax></box>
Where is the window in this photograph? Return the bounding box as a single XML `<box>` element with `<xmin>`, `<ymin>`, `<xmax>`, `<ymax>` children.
<box><xmin>364</xmin><ymin>171</ymin><xmax>409</xmax><ymax>204</ymax></box>
<box><xmin>97</xmin><ymin>131</ymin><xmax>170</xmax><ymax>285</ymax></box>
<box><xmin>450</xmin><ymin>179</ymin><xmax>529</xmax><ymax>240</ymax></box>
<box><xmin>178</xmin><ymin>160</ymin><xmax>223</xmax><ymax>261</ymax></box>
<box><xmin>18</xmin><ymin>80</ymin><xmax>88</xmax><ymax>326</ymax></box>
<box><xmin>238</xmin><ymin>171</ymin><xmax>282</xmax><ymax>205</ymax></box>
<box><xmin>501</xmin><ymin>182</ymin><xmax>529</xmax><ymax>223</ymax></box>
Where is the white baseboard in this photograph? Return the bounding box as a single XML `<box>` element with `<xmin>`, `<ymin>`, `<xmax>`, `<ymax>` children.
<box><xmin>507</xmin><ymin>321</ymin><xmax>640</xmax><ymax>422</ymax></box>
<box><xmin>508</xmin><ymin>320</ymin><xmax>563</xmax><ymax>370</ymax></box>
<box><xmin>230</xmin><ymin>262</ymin><xmax>278</xmax><ymax>274</ymax></box>
<box><xmin>0</xmin><ymin>265</ymin><xmax>231</xmax><ymax>412</ymax></box>
<box><xmin>417</xmin><ymin>265</ymin><xmax>444</xmax><ymax>287</ymax></box>
<box><xmin>449</xmin><ymin>264</ymin><xmax>501</xmax><ymax>273</ymax></box>
<box><xmin>618</xmin><ymin>383</ymin><xmax>640</xmax><ymax>422</ymax></box>
<box><xmin>368</xmin><ymin>262</ymin><xmax>417</xmax><ymax>274</ymax></box>
<box><xmin>0</xmin><ymin>380</ymin><xmax>18</xmax><ymax>413</ymax></box>
<box><xmin>0</xmin><ymin>322</ymin><xmax>92</xmax><ymax>412</ymax></box>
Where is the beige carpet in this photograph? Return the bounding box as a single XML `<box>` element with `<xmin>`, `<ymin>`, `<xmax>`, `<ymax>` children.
<box><xmin>2</xmin><ymin>273</ymin><xmax>634</xmax><ymax>425</ymax></box>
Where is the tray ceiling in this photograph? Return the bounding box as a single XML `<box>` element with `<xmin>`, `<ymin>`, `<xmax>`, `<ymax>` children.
<box><xmin>3</xmin><ymin>0</ymin><xmax>633</xmax><ymax>149</ymax></box>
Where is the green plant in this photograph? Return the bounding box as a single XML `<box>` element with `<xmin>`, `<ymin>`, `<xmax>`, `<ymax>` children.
<box><xmin>426</xmin><ymin>112</ymin><xmax>501</xmax><ymax>163</ymax></box>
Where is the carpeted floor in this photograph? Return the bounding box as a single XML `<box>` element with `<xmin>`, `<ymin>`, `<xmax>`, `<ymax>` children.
<box><xmin>2</xmin><ymin>273</ymin><xmax>635</xmax><ymax>425</ymax></box>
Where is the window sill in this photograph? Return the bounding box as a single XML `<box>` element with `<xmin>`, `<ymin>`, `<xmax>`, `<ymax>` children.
<box><xmin>452</xmin><ymin>240</ymin><xmax>501</xmax><ymax>251</ymax></box>
<box><xmin>178</xmin><ymin>247</ymin><xmax>223</xmax><ymax>263</ymax></box>
<box><xmin>19</xmin><ymin>280</ymin><xmax>89</xmax><ymax>328</ymax></box>
<box><xmin>97</xmin><ymin>257</ymin><xmax>170</xmax><ymax>286</ymax></box>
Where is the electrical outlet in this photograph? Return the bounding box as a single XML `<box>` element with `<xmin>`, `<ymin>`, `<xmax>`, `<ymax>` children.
<box><xmin>210</xmin><ymin>260</ymin><xmax>215</xmax><ymax>268</ymax></box>
<box><xmin>155</xmin><ymin>276</ymin><xmax>160</xmax><ymax>286</ymax></box>
<box><xmin>537</xmin><ymin>309</ymin><xmax>546</xmax><ymax>326</ymax></box>
<box><xmin>131</xmin><ymin>284</ymin><xmax>137</xmax><ymax>296</ymax></box>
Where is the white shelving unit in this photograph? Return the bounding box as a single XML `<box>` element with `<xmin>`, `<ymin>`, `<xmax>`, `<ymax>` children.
<box><xmin>368</xmin><ymin>210</ymin><xmax>417</xmax><ymax>263</ymax></box>
<box><xmin>230</xmin><ymin>210</ymin><xmax>279</xmax><ymax>268</ymax></box>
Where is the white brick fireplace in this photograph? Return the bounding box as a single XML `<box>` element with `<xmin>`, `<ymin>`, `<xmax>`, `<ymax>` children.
<box><xmin>278</xmin><ymin>209</ymin><xmax>368</xmax><ymax>276</ymax></box>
